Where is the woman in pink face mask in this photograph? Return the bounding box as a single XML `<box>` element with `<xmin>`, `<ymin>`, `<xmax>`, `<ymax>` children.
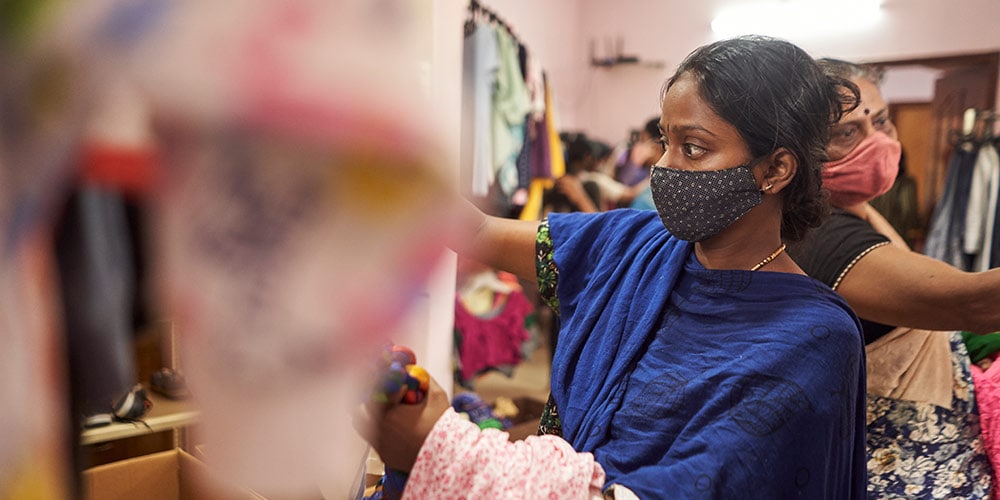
<box><xmin>789</xmin><ymin>58</ymin><xmax>1000</xmax><ymax>339</ymax></box>
<box><xmin>787</xmin><ymin>59</ymin><xmax>1000</xmax><ymax>499</ymax></box>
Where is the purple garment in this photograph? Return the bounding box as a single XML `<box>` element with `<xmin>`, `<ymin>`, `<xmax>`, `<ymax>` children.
<box><xmin>614</xmin><ymin>149</ymin><xmax>650</xmax><ymax>187</ymax></box>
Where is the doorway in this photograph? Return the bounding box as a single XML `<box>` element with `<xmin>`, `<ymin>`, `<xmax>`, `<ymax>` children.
<box><xmin>873</xmin><ymin>52</ymin><xmax>998</xmax><ymax>249</ymax></box>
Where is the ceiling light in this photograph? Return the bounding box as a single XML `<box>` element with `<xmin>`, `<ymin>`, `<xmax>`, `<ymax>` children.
<box><xmin>711</xmin><ymin>0</ymin><xmax>883</xmax><ymax>39</ymax></box>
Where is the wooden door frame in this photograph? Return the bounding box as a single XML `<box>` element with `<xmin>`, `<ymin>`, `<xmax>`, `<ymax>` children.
<box><xmin>867</xmin><ymin>52</ymin><xmax>999</xmax><ymax>221</ymax></box>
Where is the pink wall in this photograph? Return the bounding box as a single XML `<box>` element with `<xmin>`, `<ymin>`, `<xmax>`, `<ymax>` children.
<box><xmin>488</xmin><ymin>0</ymin><xmax>1000</xmax><ymax>146</ymax></box>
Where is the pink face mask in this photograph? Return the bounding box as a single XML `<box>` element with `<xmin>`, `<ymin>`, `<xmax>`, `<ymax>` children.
<box><xmin>822</xmin><ymin>131</ymin><xmax>901</xmax><ymax>207</ymax></box>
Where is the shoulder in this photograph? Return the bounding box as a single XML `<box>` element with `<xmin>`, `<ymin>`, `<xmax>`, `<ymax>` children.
<box><xmin>756</xmin><ymin>273</ymin><xmax>863</xmax><ymax>347</ymax></box>
<box><xmin>548</xmin><ymin>209</ymin><xmax>661</xmax><ymax>242</ymax></box>
<box><xmin>788</xmin><ymin>210</ymin><xmax>890</xmax><ymax>288</ymax></box>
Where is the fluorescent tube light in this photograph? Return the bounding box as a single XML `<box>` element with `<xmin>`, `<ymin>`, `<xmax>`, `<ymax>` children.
<box><xmin>711</xmin><ymin>0</ymin><xmax>883</xmax><ymax>39</ymax></box>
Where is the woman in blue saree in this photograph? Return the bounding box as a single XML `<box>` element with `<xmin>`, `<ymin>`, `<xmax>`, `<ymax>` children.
<box><xmin>358</xmin><ymin>35</ymin><xmax>868</xmax><ymax>499</ymax></box>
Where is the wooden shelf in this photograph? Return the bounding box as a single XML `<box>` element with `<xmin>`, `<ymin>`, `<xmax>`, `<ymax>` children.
<box><xmin>591</xmin><ymin>58</ymin><xmax>664</xmax><ymax>69</ymax></box>
<box><xmin>80</xmin><ymin>393</ymin><xmax>199</xmax><ymax>446</ymax></box>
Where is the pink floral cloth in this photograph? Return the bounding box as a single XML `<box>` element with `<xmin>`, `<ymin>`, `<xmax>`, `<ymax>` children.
<box><xmin>403</xmin><ymin>408</ymin><xmax>606</xmax><ymax>499</ymax></box>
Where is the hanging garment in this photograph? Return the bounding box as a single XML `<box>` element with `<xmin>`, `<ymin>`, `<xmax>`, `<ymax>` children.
<box><xmin>964</xmin><ymin>143</ymin><xmax>999</xmax><ymax>271</ymax></box>
<box><xmin>513</xmin><ymin>53</ymin><xmax>547</xmax><ymax>204</ymax></box>
<box><xmin>512</xmin><ymin>115</ymin><xmax>534</xmax><ymax>207</ymax></box>
<box><xmin>519</xmin><ymin>76</ymin><xmax>562</xmax><ymax>221</ymax></box>
<box><xmin>462</xmin><ymin>23</ymin><xmax>500</xmax><ymax>197</ymax></box>
<box><xmin>925</xmin><ymin>145</ymin><xmax>979</xmax><ymax>269</ymax></box>
<box><xmin>491</xmin><ymin>25</ymin><xmax>532</xmax><ymax>197</ymax></box>
<box><xmin>993</xmin><ymin>161</ymin><xmax>1000</xmax><ymax>268</ymax></box>
<box><xmin>56</xmin><ymin>185</ymin><xmax>138</xmax><ymax>417</ymax></box>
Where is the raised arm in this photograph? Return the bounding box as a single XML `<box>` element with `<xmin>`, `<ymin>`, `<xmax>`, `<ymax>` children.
<box><xmin>836</xmin><ymin>244</ymin><xmax>1000</xmax><ymax>333</ymax></box>
<box><xmin>452</xmin><ymin>198</ymin><xmax>541</xmax><ymax>283</ymax></box>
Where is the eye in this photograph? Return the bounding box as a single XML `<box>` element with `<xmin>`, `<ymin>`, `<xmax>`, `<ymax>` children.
<box><xmin>830</xmin><ymin>125</ymin><xmax>860</xmax><ymax>147</ymax></box>
<box><xmin>682</xmin><ymin>143</ymin><xmax>707</xmax><ymax>159</ymax></box>
<box><xmin>873</xmin><ymin>116</ymin><xmax>891</xmax><ymax>132</ymax></box>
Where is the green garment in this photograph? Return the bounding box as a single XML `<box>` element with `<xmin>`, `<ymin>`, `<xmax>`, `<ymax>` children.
<box><xmin>961</xmin><ymin>331</ymin><xmax>1000</xmax><ymax>363</ymax></box>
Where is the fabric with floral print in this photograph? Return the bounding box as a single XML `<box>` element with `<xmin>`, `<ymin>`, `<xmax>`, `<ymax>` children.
<box><xmin>866</xmin><ymin>331</ymin><xmax>993</xmax><ymax>498</ymax></box>
<box><xmin>535</xmin><ymin>218</ymin><xmax>563</xmax><ymax>438</ymax></box>
<box><xmin>403</xmin><ymin>408</ymin><xmax>606</xmax><ymax>499</ymax></box>
<box><xmin>536</xmin><ymin>218</ymin><xmax>559</xmax><ymax>314</ymax></box>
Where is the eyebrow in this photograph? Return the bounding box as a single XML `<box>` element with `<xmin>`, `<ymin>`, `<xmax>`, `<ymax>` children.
<box><xmin>838</xmin><ymin>104</ymin><xmax>889</xmax><ymax>127</ymax></box>
<box><xmin>660</xmin><ymin>123</ymin><xmax>718</xmax><ymax>137</ymax></box>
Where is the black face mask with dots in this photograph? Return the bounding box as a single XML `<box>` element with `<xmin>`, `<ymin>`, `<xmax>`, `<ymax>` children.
<box><xmin>650</xmin><ymin>163</ymin><xmax>763</xmax><ymax>242</ymax></box>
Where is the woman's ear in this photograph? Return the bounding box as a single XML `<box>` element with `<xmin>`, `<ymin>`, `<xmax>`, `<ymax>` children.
<box><xmin>760</xmin><ymin>148</ymin><xmax>797</xmax><ymax>194</ymax></box>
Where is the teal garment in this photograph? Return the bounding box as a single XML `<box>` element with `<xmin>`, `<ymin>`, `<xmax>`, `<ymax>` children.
<box><xmin>961</xmin><ymin>331</ymin><xmax>1000</xmax><ymax>363</ymax></box>
<box><xmin>491</xmin><ymin>25</ymin><xmax>531</xmax><ymax>188</ymax></box>
<box><xmin>628</xmin><ymin>183</ymin><xmax>654</xmax><ymax>211</ymax></box>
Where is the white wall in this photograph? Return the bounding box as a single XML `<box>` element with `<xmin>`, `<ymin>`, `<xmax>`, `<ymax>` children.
<box><xmin>882</xmin><ymin>66</ymin><xmax>942</xmax><ymax>103</ymax></box>
<box><xmin>571</xmin><ymin>0</ymin><xmax>1000</xmax><ymax>144</ymax></box>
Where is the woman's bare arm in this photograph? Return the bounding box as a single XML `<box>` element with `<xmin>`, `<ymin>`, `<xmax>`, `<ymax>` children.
<box><xmin>836</xmin><ymin>244</ymin><xmax>1000</xmax><ymax>333</ymax></box>
<box><xmin>451</xmin><ymin>198</ymin><xmax>541</xmax><ymax>283</ymax></box>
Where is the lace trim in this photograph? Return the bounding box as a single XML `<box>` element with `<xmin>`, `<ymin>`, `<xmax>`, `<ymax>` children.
<box><xmin>832</xmin><ymin>241</ymin><xmax>891</xmax><ymax>290</ymax></box>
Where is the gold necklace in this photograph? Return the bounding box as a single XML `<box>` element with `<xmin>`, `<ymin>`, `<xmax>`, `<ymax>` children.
<box><xmin>750</xmin><ymin>243</ymin><xmax>786</xmax><ymax>271</ymax></box>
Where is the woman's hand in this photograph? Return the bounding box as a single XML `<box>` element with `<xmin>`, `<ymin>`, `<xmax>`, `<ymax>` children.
<box><xmin>353</xmin><ymin>376</ymin><xmax>450</xmax><ymax>472</ymax></box>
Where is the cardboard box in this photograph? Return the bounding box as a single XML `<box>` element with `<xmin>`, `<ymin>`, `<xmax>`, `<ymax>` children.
<box><xmin>83</xmin><ymin>449</ymin><xmax>265</xmax><ymax>500</ymax></box>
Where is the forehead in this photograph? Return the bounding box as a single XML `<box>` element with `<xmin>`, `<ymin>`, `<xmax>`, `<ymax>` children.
<box><xmin>840</xmin><ymin>76</ymin><xmax>888</xmax><ymax>124</ymax></box>
<box><xmin>660</xmin><ymin>73</ymin><xmax>720</xmax><ymax>125</ymax></box>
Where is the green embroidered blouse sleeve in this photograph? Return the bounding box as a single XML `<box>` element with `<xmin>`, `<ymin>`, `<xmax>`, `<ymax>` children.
<box><xmin>535</xmin><ymin>218</ymin><xmax>559</xmax><ymax>315</ymax></box>
<box><xmin>535</xmin><ymin>219</ymin><xmax>563</xmax><ymax>437</ymax></box>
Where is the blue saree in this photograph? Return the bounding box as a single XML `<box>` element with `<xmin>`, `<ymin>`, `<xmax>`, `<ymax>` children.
<box><xmin>546</xmin><ymin>210</ymin><xmax>867</xmax><ymax>498</ymax></box>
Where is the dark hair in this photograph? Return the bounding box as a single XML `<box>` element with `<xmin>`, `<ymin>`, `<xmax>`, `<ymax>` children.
<box><xmin>662</xmin><ymin>35</ymin><xmax>859</xmax><ymax>241</ymax></box>
<box><xmin>643</xmin><ymin>117</ymin><xmax>661</xmax><ymax>140</ymax></box>
<box><xmin>564</xmin><ymin>133</ymin><xmax>593</xmax><ymax>173</ymax></box>
<box><xmin>816</xmin><ymin>58</ymin><xmax>884</xmax><ymax>86</ymax></box>
<box><xmin>589</xmin><ymin>139</ymin><xmax>612</xmax><ymax>161</ymax></box>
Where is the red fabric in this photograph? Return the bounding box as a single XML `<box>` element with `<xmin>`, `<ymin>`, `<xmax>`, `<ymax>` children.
<box><xmin>454</xmin><ymin>290</ymin><xmax>532</xmax><ymax>382</ymax></box>
<box><xmin>80</xmin><ymin>144</ymin><xmax>160</xmax><ymax>196</ymax></box>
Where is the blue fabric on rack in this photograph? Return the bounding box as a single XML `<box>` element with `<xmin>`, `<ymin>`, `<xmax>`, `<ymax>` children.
<box><xmin>924</xmin><ymin>146</ymin><xmax>979</xmax><ymax>269</ymax></box>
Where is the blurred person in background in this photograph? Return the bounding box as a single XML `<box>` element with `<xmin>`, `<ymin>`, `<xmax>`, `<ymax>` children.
<box><xmin>614</xmin><ymin>116</ymin><xmax>663</xmax><ymax>187</ymax></box>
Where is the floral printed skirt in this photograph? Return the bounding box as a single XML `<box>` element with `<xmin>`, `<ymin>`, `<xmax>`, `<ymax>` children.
<box><xmin>866</xmin><ymin>331</ymin><xmax>993</xmax><ymax>498</ymax></box>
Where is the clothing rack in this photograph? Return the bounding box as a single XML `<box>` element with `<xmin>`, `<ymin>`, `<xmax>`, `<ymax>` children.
<box><xmin>926</xmin><ymin>106</ymin><xmax>1000</xmax><ymax>272</ymax></box>
<box><xmin>466</xmin><ymin>0</ymin><xmax>513</xmax><ymax>36</ymax></box>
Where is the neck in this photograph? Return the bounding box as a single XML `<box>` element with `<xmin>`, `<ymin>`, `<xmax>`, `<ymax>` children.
<box><xmin>692</xmin><ymin>198</ymin><xmax>800</xmax><ymax>273</ymax></box>
<box><xmin>838</xmin><ymin>201</ymin><xmax>868</xmax><ymax>219</ymax></box>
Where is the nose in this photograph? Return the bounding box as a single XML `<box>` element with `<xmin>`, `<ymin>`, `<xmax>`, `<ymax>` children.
<box><xmin>654</xmin><ymin>149</ymin><xmax>669</xmax><ymax>168</ymax></box>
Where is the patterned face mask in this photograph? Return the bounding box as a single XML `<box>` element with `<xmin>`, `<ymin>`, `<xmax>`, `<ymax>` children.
<box><xmin>650</xmin><ymin>162</ymin><xmax>763</xmax><ymax>241</ymax></box>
